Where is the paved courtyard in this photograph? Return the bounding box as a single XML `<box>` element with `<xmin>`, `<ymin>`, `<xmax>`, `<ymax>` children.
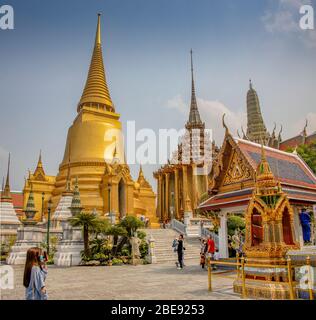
<box><xmin>1</xmin><ymin>260</ymin><xmax>242</xmax><ymax>300</ymax></box>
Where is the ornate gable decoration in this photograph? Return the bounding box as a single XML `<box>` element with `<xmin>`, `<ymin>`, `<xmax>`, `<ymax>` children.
<box><xmin>137</xmin><ymin>166</ymin><xmax>151</xmax><ymax>189</ymax></box>
<box><xmin>223</xmin><ymin>151</ymin><xmax>251</xmax><ymax>185</ymax></box>
<box><xmin>209</xmin><ymin>114</ymin><xmax>254</xmax><ymax>192</ymax></box>
<box><xmin>111</xmin><ymin>163</ymin><xmax>133</xmax><ymax>183</ymax></box>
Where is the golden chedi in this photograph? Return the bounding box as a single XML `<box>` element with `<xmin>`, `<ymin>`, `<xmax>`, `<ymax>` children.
<box><xmin>24</xmin><ymin>14</ymin><xmax>158</xmax><ymax>227</ymax></box>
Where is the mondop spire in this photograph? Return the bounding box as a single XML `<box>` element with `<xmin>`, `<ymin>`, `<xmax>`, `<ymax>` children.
<box><xmin>78</xmin><ymin>14</ymin><xmax>114</xmax><ymax>113</ymax></box>
<box><xmin>186</xmin><ymin>49</ymin><xmax>204</xmax><ymax>129</ymax></box>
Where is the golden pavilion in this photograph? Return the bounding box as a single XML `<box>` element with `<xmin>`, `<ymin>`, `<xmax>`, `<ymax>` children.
<box><xmin>23</xmin><ymin>14</ymin><xmax>158</xmax><ymax>227</ymax></box>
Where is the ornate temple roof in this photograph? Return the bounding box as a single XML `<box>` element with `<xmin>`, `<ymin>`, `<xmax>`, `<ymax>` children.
<box><xmin>236</xmin><ymin>138</ymin><xmax>316</xmax><ymax>188</ymax></box>
<box><xmin>199</xmin><ymin>134</ymin><xmax>316</xmax><ymax>210</ymax></box>
<box><xmin>77</xmin><ymin>14</ymin><xmax>114</xmax><ymax>112</ymax></box>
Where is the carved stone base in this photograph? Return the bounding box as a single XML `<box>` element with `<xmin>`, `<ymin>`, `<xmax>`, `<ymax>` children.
<box><xmin>6</xmin><ymin>225</ymin><xmax>43</xmax><ymax>265</ymax></box>
<box><xmin>54</xmin><ymin>226</ymin><xmax>84</xmax><ymax>267</ymax></box>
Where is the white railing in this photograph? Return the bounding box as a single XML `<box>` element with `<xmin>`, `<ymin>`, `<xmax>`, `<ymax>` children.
<box><xmin>171</xmin><ymin>219</ymin><xmax>187</xmax><ymax>235</ymax></box>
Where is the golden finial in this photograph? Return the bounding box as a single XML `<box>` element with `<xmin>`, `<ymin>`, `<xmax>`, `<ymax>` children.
<box><xmin>260</xmin><ymin>142</ymin><xmax>266</xmax><ymax>161</ymax></box>
<box><xmin>95</xmin><ymin>13</ymin><xmax>101</xmax><ymax>45</ymax></box>
<box><xmin>272</xmin><ymin>123</ymin><xmax>276</xmax><ymax>137</ymax></box>
<box><xmin>278</xmin><ymin>125</ymin><xmax>283</xmax><ymax>140</ymax></box>
<box><xmin>37</xmin><ymin>149</ymin><xmax>43</xmax><ymax>168</ymax></box>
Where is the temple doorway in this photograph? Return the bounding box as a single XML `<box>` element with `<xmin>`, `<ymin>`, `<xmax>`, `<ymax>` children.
<box><xmin>282</xmin><ymin>207</ymin><xmax>294</xmax><ymax>245</ymax></box>
<box><xmin>251</xmin><ymin>208</ymin><xmax>263</xmax><ymax>246</ymax></box>
<box><xmin>118</xmin><ymin>179</ymin><xmax>126</xmax><ymax>219</ymax></box>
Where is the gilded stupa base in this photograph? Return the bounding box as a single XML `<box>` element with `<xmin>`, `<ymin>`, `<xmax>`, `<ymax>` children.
<box><xmin>233</xmin><ymin>278</ymin><xmax>293</xmax><ymax>300</ymax></box>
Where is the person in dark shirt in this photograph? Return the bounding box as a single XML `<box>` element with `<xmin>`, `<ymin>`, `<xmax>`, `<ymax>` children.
<box><xmin>177</xmin><ymin>234</ymin><xmax>185</xmax><ymax>269</ymax></box>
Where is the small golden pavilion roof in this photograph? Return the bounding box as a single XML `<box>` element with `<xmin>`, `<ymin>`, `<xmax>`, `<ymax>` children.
<box><xmin>78</xmin><ymin>14</ymin><xmax>114</xmax><ymax>112</ymax></box>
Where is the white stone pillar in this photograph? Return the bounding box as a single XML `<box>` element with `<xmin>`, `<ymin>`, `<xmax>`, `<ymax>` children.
<box><xmin>293</xmin><ymin>206</ymin><xmax>304</xmax><ymax>248</ymax></box>
<box><xmin>218</xmin><ymin>212</ymin><xmax>229</xmax><ymax>259</ymax></box>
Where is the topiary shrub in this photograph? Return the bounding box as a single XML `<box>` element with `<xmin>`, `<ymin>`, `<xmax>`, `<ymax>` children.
<box><xmin>111</xmin><ymin>258</ymin><xmax>123</xmax><ymax>265</ymax></box>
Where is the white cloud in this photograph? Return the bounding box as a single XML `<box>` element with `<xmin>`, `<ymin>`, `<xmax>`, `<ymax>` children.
<box><xmin>165</xmin><ymin>95</ymin><xmax>247</xmax><ymax>144</ymax></box>
<box><xmin>262</xmin><ymin>0</ymin><xmax>316</xmax><ymax>48</ymax></box>
<box><xmin>166</xmin><ymin>94</ymin><xmax>187</xmax><ymax>114</ymax></box>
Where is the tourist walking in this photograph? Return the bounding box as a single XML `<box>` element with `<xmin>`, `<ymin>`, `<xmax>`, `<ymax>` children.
<box><xmin>23</xmin><ymin>247</ymin><xmax>48</xmax><ymax>300</ymax></box>
<box><xmin>200</xmin><ymin>239</ymin><xmax>207</xmax><ymax>269</ymax></box>
<box><xmin>177</xmin><ymin>234</ymin><xmax>185</xmax><ymax>269</ymax></box>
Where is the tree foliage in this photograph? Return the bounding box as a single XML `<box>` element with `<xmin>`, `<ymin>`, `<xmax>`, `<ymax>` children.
<box><xmin>227</xmin><ymin>215</ymin><xmax>245</xmax><ymax>237</ymax></box>
<box><xmin>287</xmin><ymin>142</ymin><xmax>316</xmax><ymax>173</ymax></box>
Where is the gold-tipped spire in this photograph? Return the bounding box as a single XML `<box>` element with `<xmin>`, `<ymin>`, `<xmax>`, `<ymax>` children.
<box><xmin>64</xmin><ymin>143</ymin><xmax>72</xmax><ymax>194</ymax></box>
<box><xmin>33</xmin><ymin>150</ymin><xmax>46</xmax><ymax>180</ymax></box>
<box><xmin>95</xmin><ymin>13</ymin><xmax>101</xmax><ymax>45</ymax></box>
<box><xmin>186</xmin><ymin>49</ymin><xmax>203</xmax><ymax>128</ymax></box>
<box><xmin>78</xmin><ymin>13</ymin><xmax>114</xmax><ymax>113</ymax></box>
<box><xmin>256</xmin><ymin>144</ymin><xmax>276</xmax><ymax>188</ymax></box>
<box><xmin>137</xmin><ymin>165</ymin><xmax>151</xmax><ymax>188</ymax></box>
<box><xmin>2</xmin><ymin>153</ymin><xmax>12</xmax><ymax>200</ymax></box>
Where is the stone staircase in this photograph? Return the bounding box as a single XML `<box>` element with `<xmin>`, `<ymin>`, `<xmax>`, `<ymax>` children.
<box><xmin>144</xmin><ymin>228</ymin><xmax>201</xmax><ymax>264</ymax></box>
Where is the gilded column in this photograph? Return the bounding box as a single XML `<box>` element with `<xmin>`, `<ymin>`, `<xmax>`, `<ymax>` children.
<box><xmin>174</xmin><ymin>168</ymin><xmax>179</xmax><ymax>219</ymax></box>
<box><xmin>165</xmin><ymin>173</ymin><xmax>170</xmax><ymax>220</ymax></box>
<box><xmin>157</xmin><ymin>175</ymin><xmax>162</xmax><ymax>219</ymax></box>
<box><xmin>182</xmin><ymin>166</ymin><xmax>188</xmax><ymax>211</ymax></box>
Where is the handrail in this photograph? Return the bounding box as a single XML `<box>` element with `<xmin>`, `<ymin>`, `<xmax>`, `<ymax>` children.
<box><xmin>171</xmin><ymin>219</ymin><xmax>187</xmax><ymax>235</ymax></box>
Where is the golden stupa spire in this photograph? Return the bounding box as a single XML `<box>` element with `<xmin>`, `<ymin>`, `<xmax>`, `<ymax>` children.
<box><xmin>37</xmin><ymin>149</ymin><xmax>43</xmax><ymax>168</ymax></box>
<box><xmin>2</xmin><ymin>153</ymin><xmax>11</xmax><ymax>200</ymax></box>
<box><xmin>78</xmin><ymin>13</ymin><xmax>114</xmax><ymax>113</ymax></box>
<box><xmin>256</xmin><ymin>144</ymin><xmax>276</xmax><ymax>190</ymax></box>
<box><xmin>33</xmin><ymin>150</ymin><xmax>46</xmax><ymax>180</ymax></box>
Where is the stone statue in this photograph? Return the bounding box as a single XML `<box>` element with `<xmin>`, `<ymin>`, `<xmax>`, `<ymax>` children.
<box><xmin>130</xmin><ymin>234</ymin><xmax>141</xmax><ymax>260</ymax></box>
<box><xmin>230</xmin><ymin>229</ymin><xmax>244</xmax><ymax>254</ymax></box>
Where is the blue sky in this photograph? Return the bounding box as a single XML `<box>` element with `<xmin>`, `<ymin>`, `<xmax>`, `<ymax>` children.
<box><xmin>0</xmin><ymin>0</ymin><xmax>316</xmax><ymax>190</ymax></box>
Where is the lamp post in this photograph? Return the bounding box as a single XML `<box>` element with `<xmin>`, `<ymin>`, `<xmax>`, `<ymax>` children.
<box><xmin>47</xmin><ymin>198</ymin><xmax>52</xmax><ymax>256</ymax></box>
<box><xmin>41</xmin><ymin>192</ymin><xmax>45</xmax><ymax>222</ymax></box>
